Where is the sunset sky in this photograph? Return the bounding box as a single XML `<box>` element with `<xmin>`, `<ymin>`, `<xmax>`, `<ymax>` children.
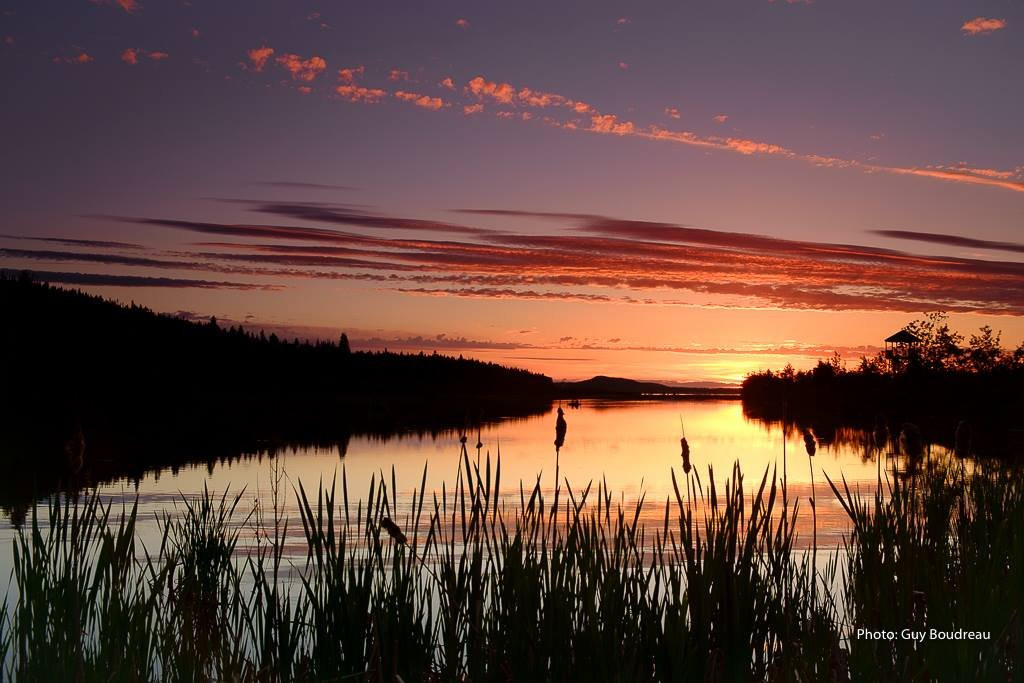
<box><xmin>1</xmin><ymin>0</ymin><xmax>1022</xmax><ymax>382</ymax></box>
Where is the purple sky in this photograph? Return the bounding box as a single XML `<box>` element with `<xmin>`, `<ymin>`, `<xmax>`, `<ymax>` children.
<box><xmin>1</xmin><ymin>0</ymin><xmax>1022</xmax><ymax>382</ymax></box>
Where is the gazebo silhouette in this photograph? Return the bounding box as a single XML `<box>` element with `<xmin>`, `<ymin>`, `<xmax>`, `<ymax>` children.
<box><xmin>884</xmin><ymin>329</ymin><xmax>921</xmax><ymax>371</ymax></box>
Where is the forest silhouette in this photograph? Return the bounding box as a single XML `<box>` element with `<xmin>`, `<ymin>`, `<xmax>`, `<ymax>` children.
<box><xmin>742</xmin><ymin>312</ymin><xmax>1024</xmax><ymax>457</ymax></box>
<box><xmin>0</xmin><ymin>273</ymin><xmax>553</xmax><ymax>512</ymax></box>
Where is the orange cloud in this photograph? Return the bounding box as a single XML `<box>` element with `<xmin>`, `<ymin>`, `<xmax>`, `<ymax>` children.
<box><xmin>618</xmin><ymin>61</ymin><xmax>629</xmax><ymax>70</ymax></box>
<box><xmin>724</xmin><ymin>138</ymin><xmax>790</xmax><ymax>156</ymax></box>
<box><xmin>467</xmin><ymin>76</ymin><xmax>591</xmax><ymax>115</ymax></box>
<box><xmin>336</xmin><ymin>84</ymin><xmax>387</xmax><ymax>103</ymax></box>
<box><xmin>713</xmin><ymin>114</ymin><xmax>728</xmax><ymax>123</ymax></box>
<box><xmin>55</xmin><ymin>52</ymin><xmax>94</xmax><ymax>64</ymax></box>
<box><xmin>878</xmin><ymin>165</ymin><xmax>1024</xmax><ymax>193</ymax></box>
<box><xmin>455</xmin><ymin>18</ymin><xmax>470</xmax><ymax>29</ymax></box>
<box><xmin>137</xmin><ymin>208</ymin><xmax>1024</xmax><ymax>314</ymax></box>
<box><xmin>665</xmin><ymin>107</ymin><xmax>681</xmax><ymax>119</ymax></box>
<box><xmin>616</xmin><ymin>17</ymin><xmax>630</xmax><ymax>25</ymax></box>
<box><xmin>590</xmin><ymin>114</ymin><xmax>635</xmax><ymax>135</ymax></box>
<box><xmin>961</xmin><ymin>17</ymin><xmax>1006</xmax><ymax>36</ymax></box>
<box><xmin>275</xmin><ymin>53</ymin><xmax>327</xmax><ymax>81</ymax></box>
<box><xmin>388</xmin><ymin>69</ymin><xmax>410</xmax><ymax>82</ymax></box>
<box><xmin>122</xmin><ymin>48</ymin><xmax>168</xmax><ymax>64</ymax></box>
<box><xmin>190</xmin><ymin>28</ymin><xmax>200</xmax><ymax>39</ymax></box>
<box><xmin>517</xmin><ymin>87</ymin><xmax>570</xmax><ymax>108</ymax></box>
<box><xmin>395</xmin><ymin>90</ymin><xmax>444</xmax><ymax>110</ymax></box>
<box><xmin>466</xmin><ymin>76</ymin><xmax>517</xmax><ymax>104</ymax></box>
<box><xmin>440</xmin><ymin>77</ymin><xmax>455</xmax><ymax>90</ymax></box>
<box><xmin>297</xmin><ymin>86</ymin><xmax>312</xmax><ymax>95</ymax></box>
<box><xmin>463</xmin><ymin>103</ymin><xmax>484</xmax><ymax>115</ymax></box>
<box><xmin>246</xmin><ymin>46</ymin><xmax>274</xmax><ymax>71</ymax></box>
<box><xmin>337</xmin><ymin>65</ymin><xmax>365</xmax><ymax>82</ymax></box>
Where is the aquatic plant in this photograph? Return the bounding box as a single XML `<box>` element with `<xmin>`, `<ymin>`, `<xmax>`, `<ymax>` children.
<box><xmin>0</xmin><ymin>444</ymin><xmax>1019</xmax><ymax>680</ymax></box>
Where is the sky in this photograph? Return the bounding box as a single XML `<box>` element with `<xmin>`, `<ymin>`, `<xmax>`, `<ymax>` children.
<box><xmin>1</xmin><ymin>0</ymin><xmax>1022</xmax><ymax>383</ymax></box>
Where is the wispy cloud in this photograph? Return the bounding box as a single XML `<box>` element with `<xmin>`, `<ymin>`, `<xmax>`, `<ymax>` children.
<box><xmin>0</xmin><ymin>247</ymin><xmax>214</xmax><ymax>270</ymax></box>
<box><xmin>243</xmin><ymin>61</ymin><xmax>1023</xmax><ymax>196</ymax></box>
<box><xmin>455</xmin><ymin>18</ymin><xmax>470</xmax><ymax>29</ymax></box>
<box><xmin>275</xmin><ymin>53</ymin><xmax>327</xmax><ymax>81</ymax></box>
<box><xmin>337</xmin><ymin>65</ymin><xmax>365</xmax><ymax>82</ymax></box>
<box><xmin>247</xmin><ymin>202</ymin><xmax>492</xmax><ymax>234</ymax></box>
<box><xmin>54</xmin><ymin>52</ymin><xmax>94</xmax><ymax>65</ymax></box>
<box><xmin>121</xmin><ymin>48</ymin><xmax>169</xmax><ymax>65</ymax></box>
<box><xmin>394</xmin><ymin>90</ymin><xmax>444</xmax><ymax>110</ymax></box>
<box><xmin>2</xmin><ymin>269</ymin><xmax>278</xmax><ymax>290</ymax></box>
<box><xmin>466</xmin><ymin>76</ymin><xmax>516</xmax><ymax>104</ymax></box>
<box><xmin>335</xmin><ymin>84</ymin><xmax>388</xmax><ymax>103</ymax></box>
<box><xmin>396</xmin><ymin>287</ymin><xmax>617</xmax><ymax>302</ymax></box>
<box><xmin>113</xmin><ymin>205</ymin><xmax>1024</xmax><ymax>315</ymax></box>
<box><xmin>590</xmin><ymin>114</ymin><xmax>635</xmax><ymax>135</ymax></box>
<box><xmin>0</xmin><ymin>234</ymin><xmax>143</xmax><ymax>249</ymax></box>
<box><xmin>961</xmin><ymin>17</ymin><xmax>1006</xmax><ymax>36</ymax></box>
<box><xmin>870</xmin><ymin>230</ymin><xmax>1024</xmax><ymax>255</ymax></box>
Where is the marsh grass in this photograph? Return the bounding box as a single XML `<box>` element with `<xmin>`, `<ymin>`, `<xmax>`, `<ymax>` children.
<box><xmin>1</xmin><ymin>444</ymin><xmax>1020</xmax><ymax>681</ymax></box>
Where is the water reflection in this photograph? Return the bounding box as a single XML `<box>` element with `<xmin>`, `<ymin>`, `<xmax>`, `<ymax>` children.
<box><xmin>1</xmin><ymin>399</ymin><xmax>960</xmax><ymax>580</ymax></box>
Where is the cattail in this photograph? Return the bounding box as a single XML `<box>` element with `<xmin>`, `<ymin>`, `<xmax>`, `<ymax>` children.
<box><xmin>554</xmin><ymin>406</ymin><xmax>567</xmax><ymax>453</ymax></box>
<box><xmin>379</xmin><ymin>517</ymin><xmax>408</xmax><ymax>545</ymax></box>
<box><xmin>679</xmin><ymin>415</ymin><xmax>691</xmax><ymax>473</ymax></box>
<box><xmin>476</xmin><ymin>429</ymin><xmax>483</xmax><ymax>451</ymax></box>
<box><xmin>803</xmin><ymin>428</ymin><xmax>816</xmax><ymax>457</ymax></box>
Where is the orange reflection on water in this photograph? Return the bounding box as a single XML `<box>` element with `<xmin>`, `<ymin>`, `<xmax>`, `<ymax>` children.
<box><xmin>37</xmin><ymin>399</ymin><xmax>908</xmax><ymax>555</ymax></box>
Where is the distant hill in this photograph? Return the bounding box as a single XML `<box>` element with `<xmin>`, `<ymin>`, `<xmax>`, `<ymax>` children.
<box><xmin>555</xmin><ymin>375</ymin><xmax>740</xmax><ymax>398</ymax></box>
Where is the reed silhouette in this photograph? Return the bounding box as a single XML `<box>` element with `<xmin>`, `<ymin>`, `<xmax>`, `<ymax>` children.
<box><xmin>1</xmin><ymin>446</ymin><xmax>1019</xmax><ymax>680</ymax></box>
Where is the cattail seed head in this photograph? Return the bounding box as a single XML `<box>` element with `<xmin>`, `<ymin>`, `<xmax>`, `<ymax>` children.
<box><xmin>380</xmin><ymin>517</ymin><xmax>408</xmax><ymax>545</ymax></box>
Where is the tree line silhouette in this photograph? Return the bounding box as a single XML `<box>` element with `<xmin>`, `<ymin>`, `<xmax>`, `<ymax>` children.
<box><xmin>741</xmin><ymin>313</ymin><xmax>1024</xmax><ymax>457</ymax></box>
<box><xmin>0</xmin><ymin>272</ymin><xmax>553</xmax><ymax>474</ymax></box>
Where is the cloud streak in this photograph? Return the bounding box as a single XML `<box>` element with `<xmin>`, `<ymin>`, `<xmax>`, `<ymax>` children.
<box><xmin>1</xmin><ymin>269</ymin><xmax>278</xmax><ymax>290</ymax></box>
<box><xmin>275</xmin><ymin>53</ymin><xmax>327</xmax><ymax>81</ymax></box>
<box><xmin>871</xmin><ymin>230</ymin><xmax>1024</xmax><ymax>255</ymax></box>
<box><xmin>394</xmin><ymin>90</ymin><xmax>444</xmax><ymax>110</ymax></box>
<box><xmin>1</xmin><ymin>234</ymin><xmax>143</xmax><ymax>250</ymax></box>
<box><xmin>242</xmin><ymin>61</ymin><xmax>1024</xmax><ymax>195</ymax></box>
<box><xmin>961</xmin><ymin>17</ymin><xmax>1006</xmax><ymax>36</ymax></box>
<box><xmin>110</xmin><ymin>207</ymin><xmax>1024</xmax><ymax>315</ymax></box>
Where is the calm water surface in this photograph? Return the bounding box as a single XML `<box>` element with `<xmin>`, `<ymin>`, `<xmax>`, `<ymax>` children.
<box><xmin>1</xmin><ymin>399</ymin><xmax>928</xmax><ymax>580</ymax></box>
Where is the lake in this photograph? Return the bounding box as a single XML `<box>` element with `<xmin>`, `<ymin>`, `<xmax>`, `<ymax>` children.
<box><xmin>0</xmin><ymin>398</ymin><xmax>934</xmax><ymax>583</ymax></box>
